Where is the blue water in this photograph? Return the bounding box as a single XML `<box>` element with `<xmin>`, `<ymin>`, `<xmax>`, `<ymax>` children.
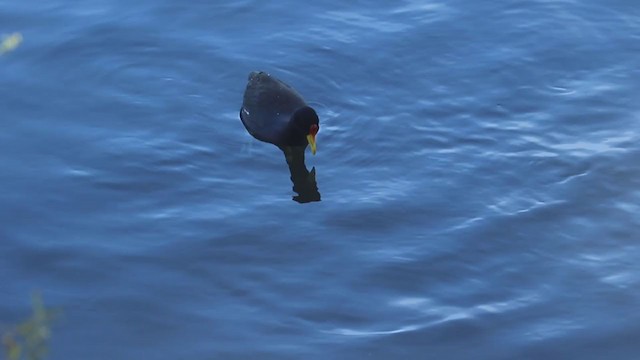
<box><xmin>1</xmin><ymin>0</ymin><xmax>639</xmax><ymax>358</ymax></box>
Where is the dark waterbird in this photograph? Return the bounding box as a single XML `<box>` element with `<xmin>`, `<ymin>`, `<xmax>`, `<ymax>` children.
<box><xmin>240</xmin><ymin>71</ymin><xmax>319</xmax><ymax>154</ymax></box>
<box><xmin>240</xmin><ymin>71</ymin><xmax>321</xmax><ymax>203</ymax></box>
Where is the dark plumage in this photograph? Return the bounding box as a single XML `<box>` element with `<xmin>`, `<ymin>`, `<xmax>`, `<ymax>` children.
<box><xmin>240</xmin><ymin>71</ymin><xmax>319</xmax><ymax>153</ymax></box>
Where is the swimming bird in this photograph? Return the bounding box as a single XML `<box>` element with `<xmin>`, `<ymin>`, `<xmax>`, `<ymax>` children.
<box><xmin>240</xmin><ymin>71</ymin><xmax>319</xmax><ymax>154</ymax></box>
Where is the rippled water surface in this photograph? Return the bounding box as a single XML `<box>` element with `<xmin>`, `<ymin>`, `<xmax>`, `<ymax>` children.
<box><xmin>1</xmin><ymin>0</ymin><xmax>639</xmax><ymax>359</ymax></box>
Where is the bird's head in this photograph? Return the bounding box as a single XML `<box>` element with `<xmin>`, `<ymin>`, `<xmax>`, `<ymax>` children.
<box><xmin>292</xmin><ymin>106</ymin><xmax>320</xmax><ymax>155</ymax></box>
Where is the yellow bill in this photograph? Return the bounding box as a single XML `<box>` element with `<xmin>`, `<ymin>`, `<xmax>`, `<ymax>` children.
<box><xmin>306</xmin><ymin>134</ymin><xmax>317</xmax><ymax>155</ymax></box>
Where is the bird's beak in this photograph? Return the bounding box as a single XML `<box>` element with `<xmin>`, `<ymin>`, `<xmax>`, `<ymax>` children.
<box><xmin>306</xmin><ymin>134</ymin><xmax>317</xmax><ymax>155</ymax></box>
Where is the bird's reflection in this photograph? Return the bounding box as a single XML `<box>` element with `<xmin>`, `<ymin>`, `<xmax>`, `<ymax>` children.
<box><xmin>280</xmin><ymin>146</ymin><xmax>321</xmax><ymax>203</ymax></box>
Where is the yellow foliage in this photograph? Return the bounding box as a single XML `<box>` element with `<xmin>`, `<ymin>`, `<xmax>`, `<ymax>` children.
<box><xmin>2</xmin><ymin>293</ymin><xmax>58</xmax><ymax>360</ymax></box>
<box><xmin>1</xmin><ymin>33</ymin><xmax>23</xmax><ymax>54</ymax></box>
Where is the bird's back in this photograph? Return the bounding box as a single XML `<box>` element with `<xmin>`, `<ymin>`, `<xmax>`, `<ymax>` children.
<box><xmin>240</xmin><ymin>72</ymin><xmax>307</xmax><ymax>144</ymax></box>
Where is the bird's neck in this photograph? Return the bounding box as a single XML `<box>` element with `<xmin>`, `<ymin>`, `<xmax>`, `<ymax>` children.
<box><xmin>282</xmin><ymin>118</ymin><xmax>307</xmax><ymax>147</ymax></box>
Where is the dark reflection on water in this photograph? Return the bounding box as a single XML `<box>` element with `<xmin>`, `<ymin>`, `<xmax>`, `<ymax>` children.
<box><xmin>281</xmin><ymin>146</ymin><xmax>321</xmax><ymax>203</ymax></box>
